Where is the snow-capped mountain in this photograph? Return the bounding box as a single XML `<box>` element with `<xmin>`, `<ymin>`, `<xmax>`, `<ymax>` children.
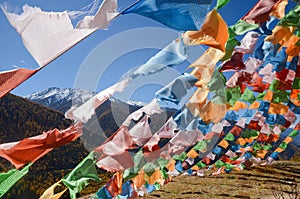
<box><xmin>25</xmin><ymin>87</ymin><xmax>97</xmax><ymax>113</ymax></box>
<box><xmin>25</xmin><ymin>87</ymin><xmax>176</xmax><ymax>146</ymax></box>
<box><xmin>25</xmin><ymin>87</ymin><xmax>147</xmax><ymax>113</ymax></box>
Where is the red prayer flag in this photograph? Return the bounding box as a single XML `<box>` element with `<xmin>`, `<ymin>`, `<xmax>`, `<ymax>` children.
<box><xmin>242</xmin><ymin>0</ymin><xmax>278</xmax><ymax>24</ymax></box>
<box><xmin>0</xmin><ymin>123</ymin><xmax>81</xmax><ymax>169</ymax></box>
<box><xmin>0</xmin><ymin>68</ymin><xmax>38</xmax><ymax>98</ymax></box>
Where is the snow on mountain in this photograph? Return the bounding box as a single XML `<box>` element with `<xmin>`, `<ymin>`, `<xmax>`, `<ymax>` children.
<box><xmin>25</xmin><ymin>87</ymin><xmax>147</xmax><ymax>112</ymax></box>
<box><xmin>26</xmin><ymin>87</ymin><xmax>94</xmax><ymax>102</ymax></box>
<box><xmin>126</xmin><ymin>100</ymin><xmax>147</xmax><ymax>107</ymax></box>
<box><xmin>25</xmin><ymin>87</ymin><xmax>98</xmax><ymax>113</ymax></box>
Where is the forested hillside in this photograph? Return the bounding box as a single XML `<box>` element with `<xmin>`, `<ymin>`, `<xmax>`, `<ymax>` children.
<box><xmin>0</xmin><ymin>94</ymin><xmax>92</xmax><ymax>198</ymax></box>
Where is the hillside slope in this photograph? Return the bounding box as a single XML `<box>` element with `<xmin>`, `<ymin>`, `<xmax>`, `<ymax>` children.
<box><xmin>0</xmin><ymin>94</ymin><xmax>92</xmax><ymax>198</ymax></box>
<box><xmin>146</xmin><ymin>161</ymin><xmax>300</xmax><ymax>199</ymax></box>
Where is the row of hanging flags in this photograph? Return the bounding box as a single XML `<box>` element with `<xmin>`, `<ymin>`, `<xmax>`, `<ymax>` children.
<box><xmin>0</xmin><ymin>0</ymin><xmax>300</xmax><ymax>198</ymax></box>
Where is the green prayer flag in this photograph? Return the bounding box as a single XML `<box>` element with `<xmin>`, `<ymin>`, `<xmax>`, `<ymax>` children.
<box><xmin>193</xmin><ymin>141</ymin><xmax>207</xmax><ymax>151</ymax></box>
<box><xmin>263</xmin><ymin>144</ymin><xmax>272</xmax><ymax>151</ymax></box>
<box><xmin>221</xmin><ymin>38</ymin><xmax>240</xmax><ymax>61</ymax></box>
<box><xmin>224</xmin><ymin>133</ymin><xmax>235</xmax><ymax>141</ymax></box>
<box><xmin>196</xmin><ymin>161</ymin><xmax>206</xmax><ymax>169</ymax></box>
<box><xmin>62</xmin><ymin>152</ymin><xmax>100</xmax><ymax>199</ymax></box>
<box><xmin>207</xmin><ymin>71</ymin><xmax>226</xmax><ymax>92</ymax></box>
<box><xmin>143</xmin><ymin>162</ymin><xmax>158</xmax><ymax>176</ymax></box>
<box><xmin>173</xmin><ymin>152</ymin><xmax>187</xmax><ymax>162</ymax></box>
<box><xmin>160</xmin><ymin>169</ymin><xmax>168</xmax><ymax>180</ymax></box>
<box><xmin>215</xmin><ymin>160</ymin><xmax>225</xmax><ymax>168</ymax></box>
<box><xmin>241</xmin><ymin>128</ymin><xmax>251</xmax><ymax>138</ymax></box>
<box><xmin>153</xmin><ymin>182</ymin><xmax>161</xmax><ymax>190</ymax></box>
<box><xmin>231</xmin><ymin>20</ymin><xmax>259</xmax><ymax>35</ymax></box>
<box><xmin>240</xmin><ymin>87</ymin><xmax>256</xmax><ymax>104</ymax></box>
<box><xmin>253</xmin><ymin>142</ymin><xmax>263</xmax><ymax>151</ymax></box>
<box><xmin>241</xmin><ymin>129</ymin><xmax>258</xmax><ymax>138</ymax></box>
<box><xmin>256</xmin><ymin>92</ymin><xmax>266</xmax><ymax>100</ymax></box>
<box><xmin>269</xmin><ymin>79</ymin><xmax>280</xmax><ymax>91</ymax></box>
<box><xmin>212</xmin><ymin>89</ymin><xmax>227</xmax><ymax>104</ymax></box>
<box><xmin>123</xmin><ymin>168</ymin><xmax>137</xmax><ymax>181</ymax></box>
<box><xmin>289</xmin><ymin>130</ymin><xmax>299</xmax><ymax>138</ymax></box>
<box><xmin>278</xmin><ymin>5</ymin><xmax>300</xmax><ymax>28</ymax></box>
<box><xmin>157</xmin><ymin>157</ymin><xmax>169</xmax><ymax>168</ymax></box>
<box><xmin>231</xmin><ymin>156</ymin><xmax>239</xmax><ymax>161</ymax></box>
<box><xmin>124</xmin><ymin>150</ymin><xmax>146</xmax><ymax>180</ymax></box>
<box><xmin>0</xmin><ymin>163</ymin><xmax>32</xmax><ymax>198</ymax></box>
<box><xmin>292</xmin><ymin>78</ymin><xmax>300</xmax><ymax>89</ymax></box>
<box><xmin>226</xmin><ymin>87</ymin><xmax>241</xmax><ymax>106</ymax></box>
<box><xmin>250</xmin><ymin>130</ymin><xmax>259</xmax><ymax>137</ymax></box>
<box><xmin>272</xmin><ymin>90</ymin><xmax>290</xmax><ymax>103</ymax></box>
<box><xmin>216</xmin><ymin>0</ymin><xmax>230</xmax><ymax>10</ymax></box>
<box><xmin>279</xmin><ymin>142</ymin><xmax>288</xmax><ymax>149</ymax></box>
<box><xmin>225</xmin><ymin>163</ymin><xmax>234</xmax><ymax>170</ymax></box>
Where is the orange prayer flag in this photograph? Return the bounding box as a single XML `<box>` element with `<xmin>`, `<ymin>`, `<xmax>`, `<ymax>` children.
<box><xmin>199</xmin><ymin>102</ymin><xmax>227</xmax><ymax>124</ymax></box>
<box><xmin>145</xmin><ymin>169</ymin><xmax>162</xmax><ymax>185</ymax></box>
<box><xmin>106</xmin><ymin>171</ymin><xmax>123</xmax><ymax>197</ymax></box>
<box><xmin>166</xmin><ymin>159</ymin><xmax>176</xmax><ymax>172</ymax></box>
<box><xmin>191</xmin><ymin>165</ymin><xmax>199</xmax><ymax>171</ymax></box>
<box><xmin>132</xmin><ymin>171</ymin><xmax>146</xmax><ymax>189</ymax></box>
<box><xmin>270</xmin><ymin>0</ymin><xmax>288</xmax><ymax>19</ymax></box>
<box><xmin>275</xmin><ymin>147</ymin><xmax>285</xmax><ymax>153</ymax></box>
<box><xmin>283</xmin><ymin>136</ymin><xmax>293</xmax><ymax>144</ymax></box>
<box><xmin>284</xmin><ymin>35</ymin><xmax>300</xmax><ymax>61</ymax></box>
<box><xmin>218</xmin><ymin>139</ymin><xmax>229</xmax><ymax>149</ymax></box>
<box><xmin>183</xmin><ymin>10</ymin><xmax>228</xmax><ymax>52</ymax></box>
<box><xmin>236</xmin><ymin>138</ymin><xmax>247</xmax><ymax>146</ymax></box>
<box><xmin>249</xmin><ymin>101</ymin><xmax>260</xmax><ymax>109</ymax></box>
<box><xmin>263</xmin><ymin>90</ymin><xmax>274</xmax><ymax>102</ymax></box>
<box><xmin>187</xmin><ymin>148</ymin><xmax>199</xmax><ymax>159</ymax></box>
<box><xmin>189</xmin><ymin>48</ymin><xmax>224</xmax><ymax>70</ymax></box>
<box><xmin>268</xmin><ymin>103</ymin><xmax>289</xmax><ymax>114</ymax></box>
<box><xmin>256</xmin><ymin>150</ymin><xmax>268</xmax><ymax>159</ymax></box>
<box><xmin>290</xmin><ymin>89</ymin><xmax>300</xmax><ymax>106</ymax></box>
<box><xmin>245</xmin><ymin>138</ymin><xmax>253</xmax><ymax>143</ymax></box>
<box><xmin>186</xmin><ymin>87</ymin><xmax>209</xmax><ymax>116</ymax></box>
<box><xmin>290</xmin><ymin>89</ymin><xmax>300</xmax><ymax>99</ymax></box>
<box><xmin>265</xmin><ymin>26</ymin><xmax>294</xmax><ymax>45</ymax></box>
<box><xmin>229</xmin><ymin>101</ymin><xmax>248</xmax><ymax>111</ymax></box>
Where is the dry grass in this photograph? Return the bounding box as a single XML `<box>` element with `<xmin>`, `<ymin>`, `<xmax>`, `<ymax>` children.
<box><xmin>145</xmin><ymin>161</ymin><xmax>300</xmax><ymax>199</ymax></box>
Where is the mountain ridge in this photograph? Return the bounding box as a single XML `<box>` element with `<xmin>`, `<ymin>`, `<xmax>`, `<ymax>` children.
<box><xmin>25</xmin><ymin>87</ymin><xmax>148</xmax><ymax>113</ymax></box>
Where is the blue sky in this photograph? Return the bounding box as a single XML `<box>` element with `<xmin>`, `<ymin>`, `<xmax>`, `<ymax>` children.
<box><xmin>0</xmin><ymin>0</ymin><xmax>287</xmax><ymax>103</ymax></box>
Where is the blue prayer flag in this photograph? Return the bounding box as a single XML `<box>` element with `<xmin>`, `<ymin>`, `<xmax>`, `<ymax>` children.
<box><xmin>156</xmin><ymin>73</ymin><xmax>198</xmax><ymax>105</ymax></box>
<box><xmin>122</xmin><ymin>0</ymin><xmax>212</xmax><ymax>31</ymax></box>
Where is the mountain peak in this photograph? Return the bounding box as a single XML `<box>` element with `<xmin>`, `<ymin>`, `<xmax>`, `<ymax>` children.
<box><xmin>25</xmin><ymin>87</ymin><xmax>147</xmax><ymax>113</ymax></box>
